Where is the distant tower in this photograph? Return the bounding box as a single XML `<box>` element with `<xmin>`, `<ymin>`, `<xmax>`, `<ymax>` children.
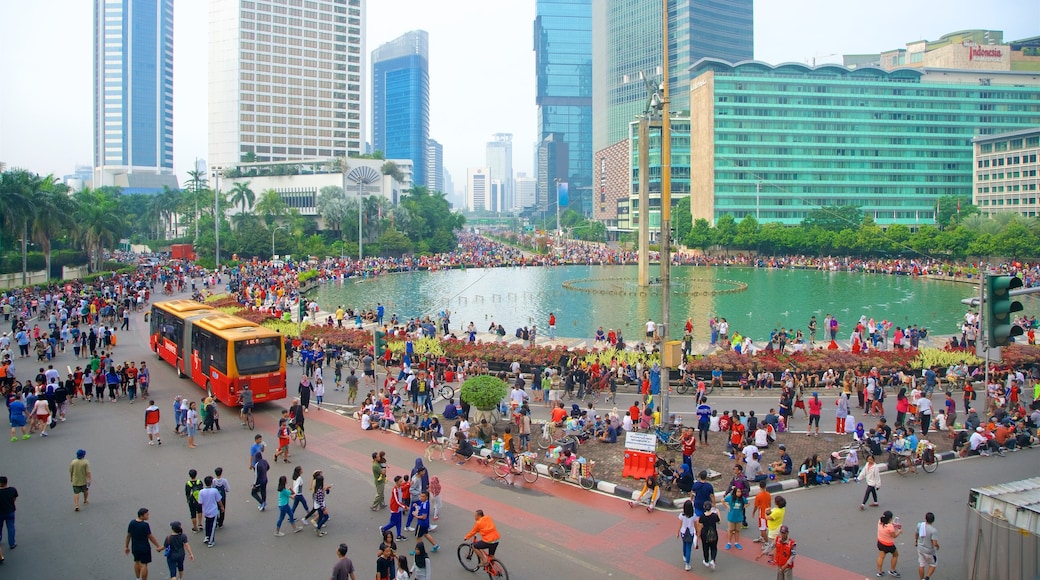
<box><xmin>372</xmin><ymin>30</ymin><xmax>430</xmax><ymax>187</ymax></box>
<box><xmin>93</xmin><ymin>0</ymin><xmax>177</xmax><ymax>192</ymax></box>
<box><xmin>486</xmin><ymin>133</ymin><xmax>514</xmax><ymax>210</ymax></box>
<box><xmin>426</xmin><ymin>138</ymin><xmax>444</xmax><ymax>193</ymax></box>
<box><xmin>467</xmin><ymin>168</ymin><xmax>491</xmax><ymax>212</ymax></box>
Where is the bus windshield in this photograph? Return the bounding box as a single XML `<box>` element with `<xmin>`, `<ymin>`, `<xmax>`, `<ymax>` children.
<box><xmin>234</xmin><ymin>337</ymin><xmax>282</xmax><ymax>375</ymax></box>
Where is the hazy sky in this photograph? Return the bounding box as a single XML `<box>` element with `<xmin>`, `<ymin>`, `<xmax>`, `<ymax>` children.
<box><xmin>0</xmin><ymin>0</ymin><xmax>1037</xmax><ymax>195</ymax></box>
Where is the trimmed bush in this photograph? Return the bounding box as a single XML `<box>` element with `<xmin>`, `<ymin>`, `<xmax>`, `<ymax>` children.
<box><xmin>460</xmin><ymin>375</ymin><xmax>508</xmax><ymax>411</ymax></box>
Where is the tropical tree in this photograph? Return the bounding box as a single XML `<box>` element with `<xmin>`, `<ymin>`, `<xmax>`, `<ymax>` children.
<box><xmin>30</xmin><ymin>181</ymin><xmax>76</xmax><ymax>277</ymax></box>
<box><xmin>254</xmin><ymin>188</ymin><xmax>288</xmax><ymax>226</ymax></box>
<box><xmin>228</xmin><ymin>181</ymin><xmax>256</xmax><ymax>228</ymax></box>
<box><xmin>380</xmin><ymin>160</ymin><xmax>405</xmax><ymax>182</ymax></box>
<box><xmin>74</xmin><ymin>188</ymin><xmax>124</xmax><ymax>271</ymax></box>
<box><xmin>315</xmin><ymin>185</ymin><xmax>350</xmax><ymax>238</ymax></box>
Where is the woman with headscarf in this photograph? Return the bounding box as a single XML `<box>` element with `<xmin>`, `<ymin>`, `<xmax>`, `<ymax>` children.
<box><xmin>835</xmin><ymin>391</ymin><xmax>850</xmax><ymax>435</ymax></box>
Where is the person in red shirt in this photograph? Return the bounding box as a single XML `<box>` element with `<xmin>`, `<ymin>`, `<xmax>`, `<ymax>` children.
<box><xmin>807</xmin><ymin>392</ymin><xmax>823</xmax><ymax>437</ymax></box>
<box><xmin>549</xmin><ymin>403</ymin><xmax>568</xmax><ymax>426</ymax></box>
<box><xmin>681</xmin><ymin>428</ymin><xmax>697</xmax><ymax>471</ymax></box>
<box><xmin>730</xmin><ymin>421</ymin><xmax>745</xmax><ymax>456</ymax></box>
<box><xmin>628</xmin><ymin>402</ymin><xmax>640</xmax><ymax>424</ymax></box>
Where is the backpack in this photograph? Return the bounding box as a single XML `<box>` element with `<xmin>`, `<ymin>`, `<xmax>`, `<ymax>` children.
<box><xmin>703</xmin><ymin>523</ymin><xmax>718</xmax><ymax>544</ymax></box>
<box><xmin>187</xmin><ymin>479</ymin><xmax>203</xmax><ymax>504</ymax></box>
<box><xmin>873</xmin><ymin>385</ymin><xmax>883</xmax><ymax>400</ymax></box>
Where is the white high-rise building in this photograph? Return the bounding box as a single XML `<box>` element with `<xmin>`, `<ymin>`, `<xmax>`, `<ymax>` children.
<box><xmin>467</xmin><ymin>168</ymin><xmax>490</xmax><ymax>212</ymax></box>
<box><xmin>209</xmin><ymin>0</ymin><xmax>366</xmax><ymax>169</ymax></box>
<box><xmin>515</xmin><ymin>172</ymin><xmax>537</xmax><ymax>210</ymax></box>
<box><xmin>486</xmin><ymin>133</ymin><xmax>513</xmax><ymax>210</ymax></box>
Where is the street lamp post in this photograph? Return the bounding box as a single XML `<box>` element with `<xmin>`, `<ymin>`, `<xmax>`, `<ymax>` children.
<box><xmin>271</xmin><ymin>224</ymin><xmax>290</xmax><ymax>259</ymax></box>
<box><xmin>658</xmin><ymin>0</ymin><xmax>672</xmax><ymax>423</ymax></box>
<box><xmin>213</xmin><ymin>169</ymin><xmax>221</xmax><ymax>269</ymax></box>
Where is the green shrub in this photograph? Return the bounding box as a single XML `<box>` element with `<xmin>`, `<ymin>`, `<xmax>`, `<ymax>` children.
<box><xmin>460</xmin><ymin>375</ymin><xmax>508</xmax><ymax>411</ymax></box>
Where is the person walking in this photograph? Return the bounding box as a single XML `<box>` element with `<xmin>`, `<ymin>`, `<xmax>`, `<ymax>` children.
<box><xmin>251</xmin><ymin>452</ymin><xmax>270</xmax><ymax>511</ymax></box>
<box><xmin>409</xmin><ymin>491</ymin><xmax>438</xmax><ymax>553</ymax></box>
<box><xmin>677</xmin><ymin>499</ymin><xmax>697</xmax><ymax>571</ymax></box>
<box><xmin>381</xmin><ymin>476</ymin><xmax>406</xmax><ymax>540</ymax></box>
<box><xmin>371</xmin><ymin>451</ymin><xmax>388</xmax><ymax>511</ymax></box>
<box><xmin>124</xmin><ymin>507</ymin><xmax>162</xmax><ymax>580</ymax></box>
<box><xmin>697</xmin><ymin>500</ymin><xmax>720</xmax><ymax>570</ymax></box>
<box><xmin>213</xmin><ymin>467</ymin><xmax>230</xmax><ymax>529</ymax></box>
<box><xmin>807</xmin><ymin>392</ymin><xmax>822</xmax><ymax>436</ymax></box>
<box><xmin>311</xmin><ymin>470</ymin><xmax>332</xmax><ymax>537</ymax></box>
<box><xmin>197</xmin><ymin>476</ymin><xmax>223</xmax><ymax>547</ymax></box>
<box><xmin>0</xmin><ymin>476</ymin><xmax>17</xmax><ymax>563</ymax></box>
<box><xmin>914</xmin><ymin>512</ymin><xmax>939</xmax><ymax>580</ymax></box>
<box><xmin>69</xmin><ymin>449</ymin><xmax>91</xmax><ymax>511</ymax></box>
<box><xmin>858</xmin><ymin>454</ymin><xmax>882</xmax><ymax>510</ymax></box>
<box><xmin>412</xmin><ymin>541</ymin><xmax>430</xmax><ymax>580</ymax></box>
<box><xmin>161</xmin><ymin>521</ymin><xmax>194</xmax><ymax>580</ymax></box>
<box><xmin>144</xmin><ymin>400</ymin><xmax>161</xmax><ymax>446</ymax></box>
<box><xmin>274</xmin><ymin>475</ymin><xmax>302</xmax><ymax>537</ymax></box>
<box><xmin>876</xmin><ymin>510</ymin><xmax>903</xmax><ymax>577</ymax></box>
<box><xmin>185</xmin><ymin>402</ymin><xmax>199</xmax><ymax>449</ymax></box>
<box><xmin>289</xmin><ymin>466</ymin><xmax>310</xmax><ymax>523</ymax></box>
<box><xmin>330</xmin><ymin>543</ymin><xmax>357</xmax><ymax>580</ymax></box>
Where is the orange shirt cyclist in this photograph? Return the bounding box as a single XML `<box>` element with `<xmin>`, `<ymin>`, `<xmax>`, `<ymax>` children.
<box><xmin>463</xmin><ymin>509</ymin><xmax>500</xmax><ymax>563</ymax></box>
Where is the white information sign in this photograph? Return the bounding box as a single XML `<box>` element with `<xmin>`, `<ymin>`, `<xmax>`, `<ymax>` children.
<box><xmin>625</xmin><ymin>432</ymin><xmax>657</xmax><ymax>453</ymax></box>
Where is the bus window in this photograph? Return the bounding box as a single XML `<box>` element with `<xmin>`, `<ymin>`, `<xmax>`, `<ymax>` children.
<box><xmin>234</xmin><ymin>337</ymin><xmax>282</xmax><ymax>375</ymax></box>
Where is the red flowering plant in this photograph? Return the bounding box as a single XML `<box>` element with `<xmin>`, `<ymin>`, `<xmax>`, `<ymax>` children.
<box><xmin>999</xmin><ymin>344</ymin><xmax>1040</xmax><ymax>369</ymax></box>
<box><xmin>301</xmin><ymin>326</ymin><xmax>373</xmax><ymax>352</ymax></box>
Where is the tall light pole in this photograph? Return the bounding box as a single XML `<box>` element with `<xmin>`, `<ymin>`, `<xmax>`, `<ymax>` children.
<box><xmin>212</xmin><ymin>169</ymin><xmax>221</xmax><ymax>268</ymax></box>
<box><xmin>271</xmin><ymin>224</ymin><xmax>290</xmax><ymax>259</ymax></box>
<box><xmin>756</xmin><ymin>180</ymin><xmax>761</xmax><ymax>221</ymax></box>
<box><xmin>346</xmin><ymin>166</ymin><xmax>382</xmax><ymax>262</ymax></box>
<box><xmin>658</xmin><ymin>0</ymin><xmax>672</xmax><ymax>423</ymax></box>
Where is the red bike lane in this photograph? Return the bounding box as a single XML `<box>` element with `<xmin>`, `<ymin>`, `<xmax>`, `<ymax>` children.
<box><xmin>273</xmin><ymin>405</ymin><xmax>864</xmax><ymax>579</ymax></box>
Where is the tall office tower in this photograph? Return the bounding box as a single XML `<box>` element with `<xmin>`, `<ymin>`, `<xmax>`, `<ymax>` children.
<box><xmin>443</xmin><ymin>169</ymin><xmax>456</xmax><ymax>205</ymax></box>
<box><xmin>515</xmin><ymin>172</ymin><xmax>538</xmax><ymax>210</ymax></box>
<box><xmin>591</xmin><ymin>0</ymin><xmax>753</xmax><ymax>151</ymax></box>
<box><xmin>372</xmin><ymin>30</ymin><xmax>430</xmax><ymax>187</ymax></box>
<box><xmin>209</xmin><ymin>0</ymin><xmax>366</xmax><ymax>169</ymax></box>
<box><xmin>467</xmin><ymin>168</ymin><xmax>491</xmax><ymax>212</ymax></box>
<box><xmin>486</xmin><ymin>133</ymin><xmax>514</xmax><ymax>210</ymax></box>
<box><xmin>535</xmin><ymin>0</ymin><xmax>593</xmax><ymax>214</ymax></box>
<box><xmin>426</xmin><ymin>138</ymin><xmax>444</xmax><ymax>193</ymax></box>
<box><xmin>93</xmin><ymin>0</ymin><xmax>178</xmax><ymax>192</ymax></box>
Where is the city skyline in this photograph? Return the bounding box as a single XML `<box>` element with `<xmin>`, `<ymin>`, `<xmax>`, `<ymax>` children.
<box><xmin>1</xmin><ymin>0</ymin><xmax>1038</xmax><ymax>196</ymax></box>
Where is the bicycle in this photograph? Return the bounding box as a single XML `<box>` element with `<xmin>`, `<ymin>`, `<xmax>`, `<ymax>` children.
<box><xmin>653</xmin><ymin>425</ymin><xmax>683</xmax><ymax>452</ymax></box>
<box><xmin>241</xmin><ymin>406</ymin><xmax>255</xmax><ymax>431</ymax></box>
<box><xmin>547</xmin><ymin>455</ymin><xmax>596</xmax><ymax>490</ymax></box>
<box><xmin>288</xmin><ymin>423</ymin><xmax>307</xmax><ymax>448</ymax></box>
<box><xmin>536</xmin><ymin>422</ymin><xmax>579</xmax><ymax>451</ymax></box>
<box><xmin>490</xmin><ymin>452</ymin><xmax>539</xmax><ymax>484</ymax></box>
<box><xmin>895</xmin><ymin>448</ymin><xmax>938</xmax><ymax>475</ymax></box>
<box><xmin>457</xmin><ymin>542</ymin><xmax>509</xmax><ymax>579</ymax></box>
<box><xmin>338</xmin><ymin>350</ymin><xmax>361</xmax><ymax>371</ymax></box>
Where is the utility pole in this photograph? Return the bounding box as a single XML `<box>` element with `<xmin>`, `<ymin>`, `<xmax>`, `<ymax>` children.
<box><xmin>637</xmin><ymin>118</ymin><xmax>650</xmax><ymax>286</ymax></box>
<box><xmin>213</xmin><ymin>169</ymin><xmax>221</xmax><ymax>268</ymax></box>
<box><xmin>658</xmin><ymin>0</ymin><xmax>672</xmax><ymax>423</ymax></box>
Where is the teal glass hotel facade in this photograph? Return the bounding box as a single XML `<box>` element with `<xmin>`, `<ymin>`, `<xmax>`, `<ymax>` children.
<box><xmin>688</xmin><ymin>59</ymin><xmax>1040</xmax><ymax>225</ymax></box>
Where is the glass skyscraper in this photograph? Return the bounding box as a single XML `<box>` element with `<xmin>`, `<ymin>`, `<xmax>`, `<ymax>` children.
<box><xmin>93</xmin><ymin>0</ymin><xmax>175</xmax><ymax>190</ymax></box>
<box><xmin>535</xmin><ymin>0</ymin><xmax>593</xmax><ymax>214</ymax></box>
<box><xmin>592</xmin><ymin>0</ymin><xmax>753</xmax><ymax>151</ymax></box>
<box><xmin>372</xmin><ymin>30</ymin><xmax>430</xmax><ymax>188</ymax></box>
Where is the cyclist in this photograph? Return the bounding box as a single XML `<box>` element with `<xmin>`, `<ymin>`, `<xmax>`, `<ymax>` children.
<box><xmin>463</xmin><ymin>509</ymin><xmax>500</xmax><ymax>564</ymax></box>
<box><xmin>288</xmin><ymin>397</ymin><xmax>305</xmax><ymax>435</ymax></box>
<box><xmin>239</xmin><ymin>385</ymin><xmax>254</xmax><ymax>426</ymax></box>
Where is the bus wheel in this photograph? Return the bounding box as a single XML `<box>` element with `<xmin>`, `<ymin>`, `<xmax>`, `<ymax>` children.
<box><xmin>177</xmin><ymin>364</ymin><xmax>185</xmax><ymax>379</ymax></box>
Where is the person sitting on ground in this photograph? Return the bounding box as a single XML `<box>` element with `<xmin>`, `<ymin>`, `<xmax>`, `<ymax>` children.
<box><xmin>824</xmin><ymin>452</ymin><xmax>845</xmax><ymax>482</ymax></box>
<box><xmin>453</xmin><ymin>431</ymin><xmax>475</xmax><ymax>464</ymax></box>
<box><xmin>797</xmin><ymin>457</ymin><xmax>817</xmax><ymax>487</ymax></box>
<box><xmin>360</xmin><ymin>409</ymin><xmax>376</xmax><ymax>430</ymax></box>
<box><xmin>769</xmin><ymin>445</ymin><xmax>793</xmax><ymax>475</ymax></box>
<box><xmin>754</xmin><ymin>424</ymin><xmax>770</xmax><ymax>448</ymax></box>
<box><xmin>443</xmin><ymin>398</ymin><xmax>459</xmax><ymax>420</ymax></box>
<box><xmin>745</xmin><ymin>452</ymin><xmax>768</xmax><ymax>483</ymax></box>
<box><xmin>676</xmin><ymin>463</ymin><xmax>695</xmax><ymax>494</ymax></box>
<box><xmin>474</xmin><ymin>419</ymin><xmax>495</xmax><ymax>447</ymax></box>
<box><xmin>597</xmin><ymin>420</ymin><xmax>618</xmax><ymax>443</ymax></box>
<box><xmin>630</xmin><ymin>474</ymin><xmax>661</xmax><ymax>512</ymax></box>
<box><xmin>550</xmin><ymin>403</ymin><xmax>568</xmax><ymax>426</ymax></box>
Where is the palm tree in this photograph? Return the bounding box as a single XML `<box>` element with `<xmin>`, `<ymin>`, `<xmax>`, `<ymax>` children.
<box><xmin>74</xmin><ymin>188</ymin><xmax>124</xmax><ymax>272</ymax></box>
<box><xmin>254</xmin><ymin>188</ymin><xmax>288</xmax><ymax>226</ymax></box>
<box><xmin>0</xmin><ymin>169</ymin><xmax>37</xmax><ymax>278</ymax></box>
<box><xmin>30</xmin><ymin>179</ymin><xmax>76</xmax><ymax>279</ymax></box>
<box><xmin>227</xmin><ymin>181</ymin><xmax>255</xmax><ymax>229</ymax></box>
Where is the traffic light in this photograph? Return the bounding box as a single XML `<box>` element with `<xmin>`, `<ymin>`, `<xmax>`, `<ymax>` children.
<box><xmin>374</xmin><ymin>330</ymin><xmax>387</xmax><ymax>358</ymax></box>
<box><xmin>298</xmin><ymin>300</ymin><xmax>307</xmax><ymax>321</ymax></box>
<box><xmin>986</xmin><ymin>275</ymin><xmax>1023</xmax><ymax>347</ymax></box>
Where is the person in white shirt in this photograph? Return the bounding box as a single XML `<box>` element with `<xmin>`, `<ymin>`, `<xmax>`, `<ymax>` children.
<box><xmin>360</xmin><ymin>410</ymin><xmax>374</xmax><ymax>430</ymax></box>
<box><xmin>510</xmin><ymin>361</ymin><xmax>521</xmax><ymax>375</ymax></box>
<box><xmin>458</xmin><ymin>418</ymin><xmax>470</xmax><ymax>439</ymax></box>
<box><xmin>645</xmin><ymin>319</ymin><xmax>656</xmax><ymax>339</ymax></box>
<box><xmin>622</xmin><ymin>413</ymin><xmax>634</xmax><ymax>432</ymax></box>
<box><xmin>742</xmin><ymin>443</ymin><xmax>759</xmax><ymax>463</ymax></box>
<box><xmin>509</xmin><ymin>386</ymin><xmax>527</xmax><ymax>407</ymax></box>
<box><xmin>754</xmin><ymin>426</ymin><xmax>769</xmax><ymax>448</ymax></box>
<box><xmin>968</xmin><ymin>427</ymin><xmax>995</xmax><ymax>456</ymax></box>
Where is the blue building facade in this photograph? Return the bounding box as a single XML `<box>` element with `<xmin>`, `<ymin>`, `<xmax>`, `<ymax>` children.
<box><xmin>93</xmin><ymin>0</ymin><xmax>175</xmax><ymax>188</ymax></box>
<box><xmin>535</xmin><ymin>0</ymin><xmax>593</xmax><ymax>214</ymax></box>
<box><xmin>372</xmin><ymin>30</ymin><xmax>430</xmax><ymax>188</ymax></box>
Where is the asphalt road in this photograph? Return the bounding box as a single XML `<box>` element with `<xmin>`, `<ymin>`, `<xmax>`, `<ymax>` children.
<box><xmin>1</xmin><ymin>294</ymin><xmax>1032</xmax><ymax>580</ymax></box>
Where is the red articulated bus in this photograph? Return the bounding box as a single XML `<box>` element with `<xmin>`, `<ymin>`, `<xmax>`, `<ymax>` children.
<box><xmin>149</xmin><ymin>300</ymin><xmax>287</xmax><ymax>406</ymax></box>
